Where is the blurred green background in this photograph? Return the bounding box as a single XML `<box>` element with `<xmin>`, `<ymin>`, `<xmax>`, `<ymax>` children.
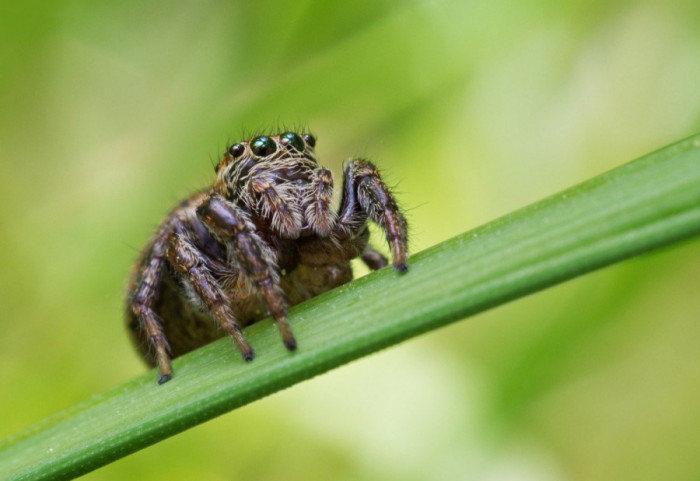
<box><xmin>1</xmin><ymin>0</ymin><xmax>699</xmax><ymax>480</ymax></box>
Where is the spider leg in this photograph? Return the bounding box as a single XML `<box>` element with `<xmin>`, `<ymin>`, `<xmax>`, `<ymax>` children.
<box><xmin>361</xmin><ymin>245</ymin><xmax>389</xmax><ymax>270</ymax></box>
<box><xmin>128</xmin><ymin>233</ymin><xmax>173</xmax><ymax>384</ymax></box>
<box><xmin>166</xmin><ymin>229</ymin><xmax>256</xmax><ymax>364</ymax></box>
<box><xmin>197</xmin><ymin>194</ymin><xmax>297</xmax><ymax>350</ymax></box>
<box><xmin>337</xmin><ymin>159</ymin><xmax>408</xmax><ymax>272</ymax></box>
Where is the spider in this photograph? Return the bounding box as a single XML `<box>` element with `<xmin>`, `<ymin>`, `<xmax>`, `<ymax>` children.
<box><xmin>126</xmin><ymin>131</ymin><xmax>408</xmax><ymax>384</ymax></box>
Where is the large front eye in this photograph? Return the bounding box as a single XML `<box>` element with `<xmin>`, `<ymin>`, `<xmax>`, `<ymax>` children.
<box><xmin>279</xmin><ymin>132</ymin><xmax>305</xmax><ymax>152</ymax></box>
<box><xmin>250</xmin><ymin>136</ymin><xmax>277</xmax><ymax>157</ymax></box>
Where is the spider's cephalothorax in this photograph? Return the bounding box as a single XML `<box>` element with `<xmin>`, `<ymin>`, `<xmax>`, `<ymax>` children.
<box><xmin>126</xmin><ymin>131</ymin><xmax>408</xmax><ymax>384</ymax></box>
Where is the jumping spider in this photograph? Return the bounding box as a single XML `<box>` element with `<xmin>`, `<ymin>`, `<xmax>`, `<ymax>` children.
<box><xmin>126</xmin><ymin>131</ymin><xmax>408</xmax><ymax>384</ymax></box>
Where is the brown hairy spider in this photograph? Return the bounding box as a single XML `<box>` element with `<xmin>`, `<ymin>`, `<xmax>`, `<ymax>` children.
<box><xmin>126</xmin><ymin>131</ymin><xmax>408</xmax><ymax>384</ymax></box>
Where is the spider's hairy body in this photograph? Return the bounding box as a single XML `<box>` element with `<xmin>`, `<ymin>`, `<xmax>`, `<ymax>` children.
<box><xmin>126</xmin><ymin>132</ymin><xmax>408</xmax><ymax>384</ymax></box>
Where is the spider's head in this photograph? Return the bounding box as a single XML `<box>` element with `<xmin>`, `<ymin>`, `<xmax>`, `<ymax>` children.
<box><xmin>214</xmin><ymin>131</ymin><xmax>318</xmax><ymax>198</ymax></box>
<box><xmin>212</xmin><ymin>132</ymin><xmax>325</xmax><ymax>237</ymax></box>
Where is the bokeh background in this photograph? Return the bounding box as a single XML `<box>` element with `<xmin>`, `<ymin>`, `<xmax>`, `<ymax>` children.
<box><xmin>1</xmin><ymin>1</ymin><xmax>699</xmax><ymax>480</ymax></box>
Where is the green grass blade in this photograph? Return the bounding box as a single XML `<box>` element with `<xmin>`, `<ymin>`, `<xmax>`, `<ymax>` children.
<box><xmin>1</xmin><ymin>134</ymin><xmax>699</xmax><ymax>481</ymax></box>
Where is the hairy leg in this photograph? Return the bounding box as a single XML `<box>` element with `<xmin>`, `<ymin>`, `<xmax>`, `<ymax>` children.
<box><xmin>337</xmin><ymin>159</ymin><xmax>408</xmax><ymax>271</ymax></box>
<box><xmin>361</xmin><ymin>245</ymin><xmax>388</xmax><ymax>270</ymax></box>
<box><xmin>128</xmin><ymin>231</ymin><xmax>173</xmax><ymax>384</ymax></box>
<box><xmin>197</xmin><ymin>194</ymin><xmax>297</xmax><ymax>350</ymax></box>
<box><xmin>166</xmin><ymin>230</ymin><xmax>255</xmax><ymax>366</ymax></box>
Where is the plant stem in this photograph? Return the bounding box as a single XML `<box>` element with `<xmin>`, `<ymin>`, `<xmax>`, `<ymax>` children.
<box><xmin>1</xmin><ymin>134</ymin><xmax>699</xmax><ymax>481</ymax></box>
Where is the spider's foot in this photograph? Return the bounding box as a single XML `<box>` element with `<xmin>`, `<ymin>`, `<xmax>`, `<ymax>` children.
<box><xmin>242</xmin><ymin>348</ymin><xmax>256</xmax><ymax>362</ymax></box>
<box><xmin>230</xmin><ymin>327</ymin><xmax>255</xmax><ymax>362</ymax></box>
<box><xmin>278</xmin><ymin>320</ymin><xmax>297</xmax><ymax>351</ymax></box>
<box><xmin>158</xmin><ymin>373</ymin><xmax>172</xmax><ymax>384</ymax></box>
<box><xmin>394</xmin><ymin>262</ymin><xmax>408</xmax><ymax>273</ymax></box>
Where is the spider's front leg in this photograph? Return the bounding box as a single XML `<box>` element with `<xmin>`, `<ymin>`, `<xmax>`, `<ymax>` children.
<box><xmin>166</xmin><ymin>227</ymin><xmax>255</xmax><ymax>368</ymax></box>
<box><xmin>197</xmin><ymin>194</ymin><xmax>297</xmax><ymax>350</ymax></box>
<box><xmin>337</xmin><ymin>159</ymin><xmax>408</xmax><ymax>272</ymax></box>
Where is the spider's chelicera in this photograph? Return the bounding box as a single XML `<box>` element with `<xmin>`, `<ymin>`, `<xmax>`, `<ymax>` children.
<box><xmin>126</xmin><ymin>131</ymin><xmax>408</xmax><ymax>384</ymax></box>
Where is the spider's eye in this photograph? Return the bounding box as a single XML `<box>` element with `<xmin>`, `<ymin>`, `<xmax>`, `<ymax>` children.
<box><xmin>302</xmin><ymin>133</ymin><xmax>316</xmax><ymax>148</ymax></box>
<box><xmin>279</xmin><ymin>132</ymin><xmax>305</xmax><ymax>152</ymax></box>
<box><xmin>228</xmin><ymin>143</ymin><xmax>245</xmax><ymax>158</ymax></box>
<box><xmin>250</xmin><ymin>136</ymin><xmax>277</xmax><ymax>157</ymax></box>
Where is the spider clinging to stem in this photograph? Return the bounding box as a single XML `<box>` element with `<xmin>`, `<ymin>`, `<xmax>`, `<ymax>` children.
<box><xmin>126</xmin><ymin>131</ymin><xmax>409</xmax><ymax>384</ymax></box>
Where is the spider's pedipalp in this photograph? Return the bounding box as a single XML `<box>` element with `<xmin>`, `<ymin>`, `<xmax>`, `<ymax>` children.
<box><xmin>304</xmin><ymin>167</ymin><xmax>336</xmax><ymax>236</ymax></box>
<box><xmin>251</xmin><ymin>177</ymin><xmax>303</xmax><ymax>238</ymax></box>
